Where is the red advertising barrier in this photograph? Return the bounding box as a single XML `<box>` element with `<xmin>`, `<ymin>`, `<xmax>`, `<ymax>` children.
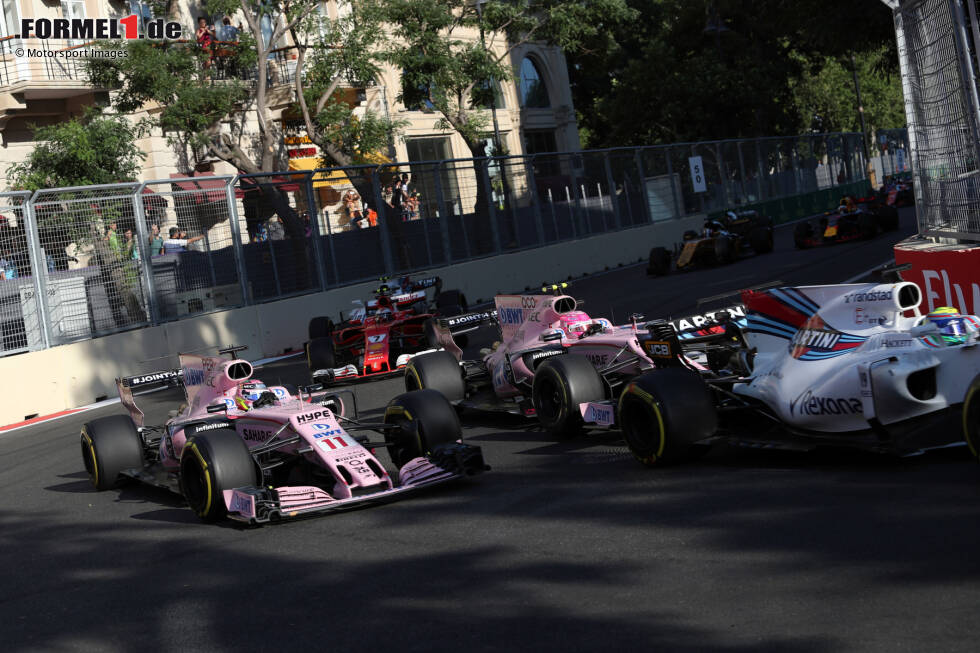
<box><xmin>894</xmin><ymin>238</ymin><xmax>980</xmax><ymax>315</ymax></box>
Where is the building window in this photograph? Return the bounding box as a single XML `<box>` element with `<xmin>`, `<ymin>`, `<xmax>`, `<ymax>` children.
<box><xmin>519</xmin><ymin>57</ymin><xmax>550</xmax><ymax>108</ymax></box>
<box><xmin>129</xmin><ymin>1</ymin><xmax>152</xmax><ymax>35</ymax></box>
<box><xmin>406</xmin><ymin>137</ymin><xmax>460</xmax><ymax>216</ymax></box>
<box><xmin>524</xmin><ymin>129</ymin><xmax>560</xmax><ymax>177</ymax></box>
<box><xmin>1</xmin><ymin>0</ymin><xmax>19</xmax><ymax>39</ymax></box>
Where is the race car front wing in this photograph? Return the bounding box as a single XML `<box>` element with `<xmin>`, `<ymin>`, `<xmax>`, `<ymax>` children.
<box><xmin>223</xmin><ymin>442</ymin><xmax>487</xmax><ymax>525</ymax></box>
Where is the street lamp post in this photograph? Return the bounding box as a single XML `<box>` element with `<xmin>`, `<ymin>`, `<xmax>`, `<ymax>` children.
<box><xmin>476</xmin><ymin>0</ymin><xmax>504</xmax><ymax>155</ymax></box>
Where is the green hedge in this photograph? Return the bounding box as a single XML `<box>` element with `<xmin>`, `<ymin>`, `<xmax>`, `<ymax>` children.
<box><xmin>707</xmin><ymin>179</ymin><xmax>873</xmax><ymax>225</ymax></box>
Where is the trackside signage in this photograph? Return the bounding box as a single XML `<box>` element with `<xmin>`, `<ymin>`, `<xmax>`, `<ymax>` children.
<box><xmin>20</xmin><ymin>16</ymin><xmax>182</xmax><ymax>40</ymax></box>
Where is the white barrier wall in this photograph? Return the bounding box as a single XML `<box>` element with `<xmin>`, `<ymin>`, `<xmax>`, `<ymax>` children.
<box><xmin>0</xmin><ymin>215</ymin><xmax>704</xmax><ymax>426</ymax></box>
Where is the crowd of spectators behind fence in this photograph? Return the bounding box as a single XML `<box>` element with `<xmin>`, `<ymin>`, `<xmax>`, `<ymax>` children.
<box><xmin>339</xmin><ymin>172</ymin><xmax>420</xmax><ymax>231</ymax></box>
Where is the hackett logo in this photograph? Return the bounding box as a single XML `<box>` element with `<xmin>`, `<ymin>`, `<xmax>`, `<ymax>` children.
<box><xmin>20</xmin><ymin>16</ymin><xmax>182</xmax><ymax>40</ymax></box>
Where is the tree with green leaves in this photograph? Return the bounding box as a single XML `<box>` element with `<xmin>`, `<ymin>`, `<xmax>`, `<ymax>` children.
<box><xmin>7</xmin><ymin>110</ymin><xmax>148</xmax><ymax>325</ymax></box>
<box><xmin>369</xmin><ymin>0</ymin><xmax>634</xmax><ymax>159</ymax></box>
<box><xmin>87</xmin><ymin>0</ymin><xmax>407</xmax><ymax>282</ymax></box>
<box><xmin>568</xmin><ymin>0</ymin><xmax>904</xmax><ymax>148</ymax></box>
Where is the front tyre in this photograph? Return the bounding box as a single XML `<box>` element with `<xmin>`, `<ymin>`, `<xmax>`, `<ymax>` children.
<box><xmin>963</xmin><ymin>374</ymin><xmax>980</xmax><ymax>461</ymax></box>
<box><xmin>307</xmin><ymin>336</ymin><xmax>336</xmax><ymax>374</ymax></box>
<box><xmin>532</xmin><ymin>355</ymin><xmax>605</xmax><ymax>437</ymax></box>
<box><xmin>81</xmin><ymin>414</ymin><xmax>144</xmax><ymax>490</ymax></box>
<box><xmin>384</xmin><ymin>389</ymin><xmax>462</xmax><ymax>468</ymax></box>
<box><xmin>619</xmin><ymin>368</ymin><xmax>717</xmax><ymax>466</ymax></box>
<box><xmin>179</xmin><ymin>429</ymin><xmax>258</xmax><ymax>522</ymax></box>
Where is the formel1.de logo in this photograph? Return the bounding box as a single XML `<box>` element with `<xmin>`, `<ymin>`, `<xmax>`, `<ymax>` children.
<box><xmin>20</xmin><ymin>16</ymin><xmax>183</xmax><ymax>40</ymax></box>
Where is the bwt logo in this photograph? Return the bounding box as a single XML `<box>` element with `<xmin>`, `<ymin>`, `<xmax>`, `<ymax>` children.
<box><xmin>20</xmin><ymin>16</ymin><xmax>182</xmax><ymax>40</ymax></box>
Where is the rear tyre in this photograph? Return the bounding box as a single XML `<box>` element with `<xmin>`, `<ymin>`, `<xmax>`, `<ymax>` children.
<box><xmin>647</xmin><ymin>247</ymin><xmax>671</xmax><ymax>276</ymax></box>
<box><xmin>436</xmin><ymin>289</ymin><xmax>468</xmax><ymax>317</ymax></box>
<box><xmin>308</xmin><ymin>316</ymin><xmax>335</xmax><ymax>340</ymax></box>
<box><xmin>793</xmin><ymin>222</ymin><xmax>812</xmax><ymax>249</ymax></box>
<box><xmin>749</xmin><ymin>226</ymin><xmax>774</xmax><ymax>254</ymax></box>
<box><xmin>619</xmin><ymin>368</ymin><xmax>717</xmax><ymax>466</ymax></box>
<box><xmin>963</xmin><ymin>374</ymin><xmax>980</xmax><ymax>462</ymax></box>
<box><xmin>404</xmin><ymin>350</ymin><xmax>465</xmax><ymax>401</ymax></box>
<box><xmin>306</xmin><ymin>336</ymin><xmax>336</xmax><ymax>373</ymax></box>
<box><xmin>532</xmin><ymin>355</ymin><xmax>606</xmax><ymax>437</ymax></box>
<box><xmin>179</xmin><ymin>429</ymin><xmax>258</xmax><ymax>522</ymax></box>
<box><xmin>81</xmin><ymin>414</ymin><xmax>144</xmax><ymax>490</ymax></box>
<box><xmin>384</xmin><ymin>389</ymin><xmax>462</xmax><ymax>468</ymax></box>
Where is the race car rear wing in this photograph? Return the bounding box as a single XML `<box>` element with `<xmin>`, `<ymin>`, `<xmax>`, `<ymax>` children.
<box><xmin>116</xmin><ymin>369</ymin><xmax>183</xmax><ymax>428</ymax></box>
<box><xmin>438</xmin><ymin>309</ymin><xmax>498</xmax><ymax>334</ymax></box>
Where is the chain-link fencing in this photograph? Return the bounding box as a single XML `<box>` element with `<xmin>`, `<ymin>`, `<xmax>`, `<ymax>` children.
<box><xmin>2</xmin><ymin>132</ymin><xmax>883</xmax><ymax>357</ymax></box>
<box><xmin>887</xmin><ymin>0</ymin><xmax>980</xmax><ymax>241</ymax></box>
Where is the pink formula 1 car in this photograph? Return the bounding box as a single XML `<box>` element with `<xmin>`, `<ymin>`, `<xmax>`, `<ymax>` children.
<box><xmin>80</xmin><ymin>346</ymin><xmax>486</xmax><ymax>525</ymax></box>
<box><xmin>403</xmin><ymin>287</ymin><xmax>720</xmax><ymax>437</ymax></box>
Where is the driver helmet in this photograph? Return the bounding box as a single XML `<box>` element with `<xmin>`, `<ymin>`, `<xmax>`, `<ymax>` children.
<box><xmin>556</xmin><ymin>311</ymin><xmax>593</xmax><ymax>336</ymax></box>
<box><xmin>234</xmin><ymin>380</ymin><xmax>266</xmax><ymax>410</ymax></box>
<box><xmin>925</xmin><ymin>307</ymin><xmax>976</xmax><ymax>344</ymax></box>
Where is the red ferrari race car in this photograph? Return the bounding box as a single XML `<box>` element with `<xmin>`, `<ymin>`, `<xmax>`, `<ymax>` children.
<box><xmin>792</xmin><ymin>195</ymin><xmax>899</xmax><ymax>249</ymax></box>
<box><xmin>306</xmin><ymin>275</ymin><xmax>468</xmax><ymax>385</ymax></box>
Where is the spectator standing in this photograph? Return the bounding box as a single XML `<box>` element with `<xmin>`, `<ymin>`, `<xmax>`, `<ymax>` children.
<box><xmin>196</xmin><ymin>17</ymin><xmax>216</xmax><ymax>69</ymax></box>
<box><xmin>220</xmin><ymin>16</ymin><xmax>239</xmax><ymax>41</ymax></box>
<box><xmin>344</xmin><ymin>190</ymin><xmax>364</xmax><ymax>229</ymax></box>
<box><xmin>267</xmin><ymin>216</ymin><xmax>285</xmax><ymax>240</ymax></box>
<box><xmin>124</xmin><ymin>229</ymin><xmax>139</xmax><ymax>260</ymax></box>
<box><xmin>163</xmin><ymin>227</ymin><xmax>205</xmax><ymax>253</ymax></box>
<box><xmin>149</xmin><ymin>223</ymin><xmax>164</xmax><ymax>256</ymax></box>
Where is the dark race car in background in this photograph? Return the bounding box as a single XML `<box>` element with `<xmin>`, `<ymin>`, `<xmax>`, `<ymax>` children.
<box><xmin>647</xmin><ymin>209</ymin><xmax>774</xmax><ymax>276</ymax></box>
<box><xmin>793</xmin><ymin>195</ymin><xmax>899</xmax><ymax>249</ymax></box>
<box><xmin>880</xmin><ymin>176</ymin><xmax>914</xmax><ymax>208</ymax></box>
<box><xmin>306</xmin><ymin>275</ymin><xmax>468</xmax><ymax>385</ymax></box>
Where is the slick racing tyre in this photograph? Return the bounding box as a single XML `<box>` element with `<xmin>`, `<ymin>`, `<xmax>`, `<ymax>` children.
<box><xmin>749</xmin><ymin>226</ymin><xmax>774</xmax><ymax>254</ymax></box>
<box><xmin>436</xmin><ymin>289</ymin><xmax>468</xmax><ymax>317</ymax></box>
<box><xmin>532</xmin><ymin>355</ymin><xmax>605</xmax><ymax>437</ymax></box>
<box><xmin>384</xmin><ymin>389</ymin><xmax>462</xmax><ymax>468</ymax></box>
<box><xmin>81</xmin><ymin>415</ymin><xmax>144</xmax><ymax>490</ymax></box>
<box><xmin>404</xmin><ymin>350</ymin><xmax>465</xmax><ymax>401</ymax></box>
<box><xmin>713</xmin><ymin>236</ymin><xmax>735</xmax><ymax>264</ymax></box>
<box><xmin>180</xmin><ymin>428</ymin><xmax>258</xmax><ymax>522</ymax></box>
<box><xmin>963</xmin><ymin>374</ymin><xmax>980</xmax><ymax>462</ymax></box>
<box><xmin>647</xmin><ymin>247</ymin><xmax>671</xmax><ymax>276</ymax></box>
<box><xmin>793</xmin><ymin>222</ymin><xmax>813</xmax><ymax>249</ymax></box>
<box><xmin>307</xmin><ymin>336</ymin><xmax>336</xmax><ymax>373</ymax></box>
<box><xmin>619</xmin><ymin>368</ymin><xmax>717</xmax><ymax>467</ymax></box>
<box><xmin>308</xmin><ymin>316</ymin><xmax>335</xmax><ymax>340</ymax></box>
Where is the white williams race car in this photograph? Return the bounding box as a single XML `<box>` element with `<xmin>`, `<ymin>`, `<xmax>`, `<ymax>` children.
<box><xmin>615</xmin><ymin>280</ymin><xmax>980</xmax><ymax>465</ymax></box>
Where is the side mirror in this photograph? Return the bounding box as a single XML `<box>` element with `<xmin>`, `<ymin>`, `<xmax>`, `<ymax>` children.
<box><xmin>206</xmin><ymin>403</ymin><xmax>228</xmax><ymax>413</ymax></box>
<box><xmin>541</xmin><ymin>331</ymin><xmax>563</xmax><ymax>342</ymax></box>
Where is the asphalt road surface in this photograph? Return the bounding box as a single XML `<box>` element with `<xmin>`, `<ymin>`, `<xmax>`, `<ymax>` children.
<box><xmin>5</xmin><ymin>207</ymin><xmax>979</xmax><ymax>652</ymax></box>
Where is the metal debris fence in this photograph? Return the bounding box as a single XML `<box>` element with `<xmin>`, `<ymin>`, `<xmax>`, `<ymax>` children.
<box><xmin>0</xmin><ymin>131</ymin><xmax>901</xmax><ymax>357</ymax></box>
<box><xmin>886</xmin><ymin>0</ymin><xmax>980</xmax><ymax>241</ymax></box>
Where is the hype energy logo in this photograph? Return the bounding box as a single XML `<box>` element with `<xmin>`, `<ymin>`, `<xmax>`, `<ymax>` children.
<box><xmin>20</xmin><ymin>16</ymin><xmax>183</xmax><ymax>41</ymax></box>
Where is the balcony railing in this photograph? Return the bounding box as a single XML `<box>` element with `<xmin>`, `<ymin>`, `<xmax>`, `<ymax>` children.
<box><xmin>0</xmin><ymin>37</ymin><xmax>99</xmax><ymax>89</ymax></box>
<box><xmin>0</xmin><ymin>36</ymin><xmax>300</xmax><ymax>90</ymax></box>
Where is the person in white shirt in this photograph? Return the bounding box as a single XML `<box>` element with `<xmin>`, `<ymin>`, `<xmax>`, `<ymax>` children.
<box><xmin>162</xmin><ymin>227</ymin><xmax>205</xmax><ymax>253</ymax></box>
